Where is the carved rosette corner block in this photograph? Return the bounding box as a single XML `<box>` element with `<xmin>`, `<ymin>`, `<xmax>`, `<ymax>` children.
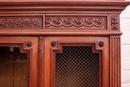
<box><xmin>110</xmin><ymin>15</ymin><xmax>119</xmax><ymax>30</ymax></box>
<box><xmin>51</xmin><ymin>41</ymin><xmax>57</xmax><ymax>47</ymax></box>
<box><xmin>26</xmin><ymin>41</ymin><xmax>32</xmax><ymax>47</ymax></box>
<box><xmin>98</xmin><ymin>41</ymin><xmax>104</xmax><ymax>47</ymax></box>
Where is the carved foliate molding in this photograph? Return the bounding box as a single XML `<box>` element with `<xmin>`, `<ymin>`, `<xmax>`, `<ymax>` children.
<box><xmin>110</xmin><ymin>15</ymin><xmax>119</xmax><ymax>30</ymax></box>
<box><xmin>0</xmin><ymin>17</ymin><xmax>42</xmax><ymax>29</ymax></box>
<box><xmin>45</xmin><ymin>16</ymin><xmax>107</xmax><ymax>29</ymax></box>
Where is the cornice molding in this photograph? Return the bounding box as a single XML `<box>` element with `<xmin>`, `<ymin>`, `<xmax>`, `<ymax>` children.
<box><xmin>0</xmin><ymin>1</ymin><xmax>129</xmax><ymax>6</ymax></box>
<box><xmin>0</xmin><ymin>1</ymin><xmax>129</xmax><ymax>11</ymax></box>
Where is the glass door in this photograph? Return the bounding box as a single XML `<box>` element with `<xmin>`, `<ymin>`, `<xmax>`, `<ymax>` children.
<box><xmin>0</xmin><ymin>46</ymin><xmax>28</xmax><ymax>87</ymax></box>
<box><xmin>0</xmin><ymin>37</ymin><xmax>38</xmax><ymax>87</ymax></box>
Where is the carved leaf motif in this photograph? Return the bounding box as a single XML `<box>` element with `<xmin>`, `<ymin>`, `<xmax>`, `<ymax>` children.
<box><xmin>111</xmin><ymin>15</ymin><xmax>119</xmax><ymax>30</ymax></box>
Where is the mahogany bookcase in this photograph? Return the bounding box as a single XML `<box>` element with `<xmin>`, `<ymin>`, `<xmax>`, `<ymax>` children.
<box><xmin>0</xmin><ymin>0</ymin><xmax>129</xmax><ymax>87</ymax></box>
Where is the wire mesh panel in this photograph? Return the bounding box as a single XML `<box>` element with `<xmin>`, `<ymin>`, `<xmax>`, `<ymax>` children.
<box><xmin>56</xmin><ymin>46</ymin><xmax>100</xmax><ymax>87</ymax></box>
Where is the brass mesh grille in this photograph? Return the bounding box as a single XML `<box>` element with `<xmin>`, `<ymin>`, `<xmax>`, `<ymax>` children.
<box><xmin>56</xmin><ymin>46</ymin><xmax>99</xmax><ymax>87</ymax></box>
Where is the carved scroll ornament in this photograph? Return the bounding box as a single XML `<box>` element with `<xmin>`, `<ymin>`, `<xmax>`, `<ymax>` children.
<box><xmin>45</xmin><ymin>17</ymin><xmax>106</xmax><ymax>29</ymax></box>
<box><xmin>0</xmin><ymin>17</ymin><xmax>42</xmax><ymax>29</ymax></box>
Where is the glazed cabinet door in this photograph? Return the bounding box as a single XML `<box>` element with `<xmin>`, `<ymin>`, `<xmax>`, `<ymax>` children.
<box><xmin>44</xmin><ymin>36</ymin><xmax>109</xmax><ymax>87</ymax></box>
<box><xmin>0</xmin><ymin>37</ymin><xmax>38</xmax><ymax>87</ymax></box>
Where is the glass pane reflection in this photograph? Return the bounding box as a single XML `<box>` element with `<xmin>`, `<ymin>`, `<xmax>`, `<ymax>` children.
<box><xmin>0</xmin><ymin>46</ymin><xmax>28</xmax><ymax>87</ymax></box>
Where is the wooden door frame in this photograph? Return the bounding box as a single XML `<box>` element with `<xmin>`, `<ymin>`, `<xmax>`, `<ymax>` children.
<box><xmin>0</xmin><ymin>36</ymin><xmax>38</xmax><ymax>87</ymax></box>
<box><xmin>44</xmin><ymin>36</ymin><xmax>109</xmax><ymax>87</ymax></box>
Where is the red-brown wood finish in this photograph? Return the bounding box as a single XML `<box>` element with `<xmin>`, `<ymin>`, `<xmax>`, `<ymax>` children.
<box><xmin>0</xmin><ymin>37</ymin><xmax>38</xmax><ymax>87</ymax></box>
<box><xmin>38</xmin><ymin>37</ymin><xmax>44</xmax><ymax>87</ymax></box>
<box><xmin>110</xmin><ymin>36</ymin><xmax>121</xmax><ymax>87</ymax></box>
<box><xmin>44</xmin><ymin>36</ymin><xmax>109</xmax><ymax>87</ymax></box>
<box><xmin>0</xmin><ymin>1</ymin><xmax>129</xmax><ymax>87</ymax></box>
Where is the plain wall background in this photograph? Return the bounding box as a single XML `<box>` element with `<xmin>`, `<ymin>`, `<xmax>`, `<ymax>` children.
<box><xmin>120</xmin><ymin>3</ymin><xmax>130</xmax><ymax>87</ymax></box>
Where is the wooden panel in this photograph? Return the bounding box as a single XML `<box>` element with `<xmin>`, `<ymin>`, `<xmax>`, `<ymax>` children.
<box><xmin>45</xmin><ymin>14</ymin><xmax>107</xmax><ymax>30</ymax></box>
<box><xmin>0</xmin><ymin>16</ymin><xmax>43</xmax><ymax>29</ymax></box>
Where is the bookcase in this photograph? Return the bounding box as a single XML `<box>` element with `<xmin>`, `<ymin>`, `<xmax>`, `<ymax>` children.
<box><xmin>0</xmin><ymin>1</ymin><xmax>129</xmax><ymax>87</ymax></box>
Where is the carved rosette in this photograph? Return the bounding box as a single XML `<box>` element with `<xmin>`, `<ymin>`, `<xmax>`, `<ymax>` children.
<box><xmin>45</xmin><ymin>16</ymin><xmax>106</xmax><ymax>29</ymax></box>
<box><xmin>0</xmin><ymin>17</ymin><xmax>42</xmax><ymax>29</ymax></box>
<box><xmin>26</xmin><ymin>41</ymin><xmax>32</xmax><ymax>47</ymax></box>
<box><xmin>51</xmin><ymin>41</ymin><xmax>57</xmax><ymax>47</ymax></box>
<box><xmin>110</xmin><ymin>15</ymin><xmax>119</xmax><ymax>30</ymax></box>
<box><xmin>98</xmin><ymin>41</ymin><xmax>104</xmax><ymax>47</ymax></box>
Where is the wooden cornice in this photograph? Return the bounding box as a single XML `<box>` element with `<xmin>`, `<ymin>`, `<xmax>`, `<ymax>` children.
<box><xmin>0</xmin><ymin>1</ymin><xmax>129</xmax><ymax>11</ymax></box>
<box><xmin>0</xmin><ymin>1</ymin><xmax>129</xmax><ymax>36</ymax></box>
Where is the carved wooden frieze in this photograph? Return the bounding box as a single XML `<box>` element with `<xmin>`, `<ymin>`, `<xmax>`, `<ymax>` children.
<box><xmin>45</xmin><ymin>16</ymin><xmax>107</xmax><ymax>30</ymax></box>
<box><xmin>0</xmin><ymin>16</ymin><xmax>43</xmax><ymax>29</ymax></box>
<box><xmin>110</xmin><ymin>15</ymin><xmax>119</xmax><ymax>30</ymax></box>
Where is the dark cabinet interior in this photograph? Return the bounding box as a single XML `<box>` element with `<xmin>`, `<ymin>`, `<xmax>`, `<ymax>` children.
<box><xmin>0</xmin><ymin>47</ymin><xmax>28</xmax><ymax>87</ymax></box>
